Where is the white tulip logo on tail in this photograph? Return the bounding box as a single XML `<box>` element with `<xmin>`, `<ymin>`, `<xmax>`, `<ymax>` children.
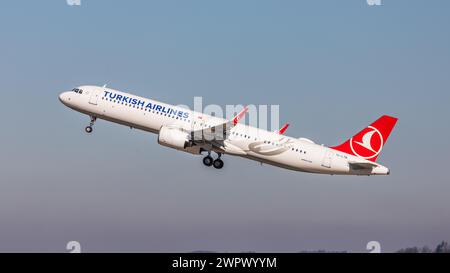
<box><xmin>350</xmin><ymin>126</ymin><xmax>384</xmax><ymax>160</ymax></box>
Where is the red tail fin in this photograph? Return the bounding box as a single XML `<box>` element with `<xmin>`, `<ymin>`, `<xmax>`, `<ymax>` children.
<box><xmin>331</xmin><ymin>115</ymin><xmax>398</xmax><ymax>162</ymax></box>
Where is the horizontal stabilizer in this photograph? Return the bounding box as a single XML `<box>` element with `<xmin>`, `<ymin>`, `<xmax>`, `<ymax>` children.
<box><xmin>348</xmin><ymin>161</ymin><xmax>377</xmax><ymax>170</ymax></box>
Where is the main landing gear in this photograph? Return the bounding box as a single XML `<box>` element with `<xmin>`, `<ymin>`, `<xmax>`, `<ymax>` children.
<box><xmin>85</xmin><ymin>116</ymin><xmax>96</xmax><ymax>134</ymax></box>
<box><xmin>203</xmin><ymin>152</ymin><xmax>224</xmax><ymax>169</ymax></box>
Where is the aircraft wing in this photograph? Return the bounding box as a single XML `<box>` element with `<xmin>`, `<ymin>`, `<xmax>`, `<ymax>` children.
<box><xmin>189</xmin><ymin>106</ymin><xmax>248</xmax><ymax>147</ymax></box>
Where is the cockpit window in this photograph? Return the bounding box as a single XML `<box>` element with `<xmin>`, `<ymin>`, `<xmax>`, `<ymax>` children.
<box><xmin>72</xmin><ymin>88</ymin><xmax>83</xmax><ymax>94</ymax></box>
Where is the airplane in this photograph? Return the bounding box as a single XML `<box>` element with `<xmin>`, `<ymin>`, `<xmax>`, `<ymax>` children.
<box><xmin>59</xmin><ymin>85</ymin><xmax>398</xmax><ymax>175</ymax></box>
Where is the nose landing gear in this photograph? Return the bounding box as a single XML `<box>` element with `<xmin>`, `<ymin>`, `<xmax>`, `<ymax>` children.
<box><xmin>85</xmin><ymin>116</ymin><xmax>96</xmax><ymax>133</ymax></box>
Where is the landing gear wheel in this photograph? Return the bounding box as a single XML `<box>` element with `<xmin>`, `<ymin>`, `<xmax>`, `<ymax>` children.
<box><xmin>213</xmin><ymin>159</ymin><xmax>224</xmax><ymax>169</ymax></box>
<box><xmin>203</xmin><ymin>156</ymin><xmax>214</xmax><ymax>167</ymax></box>
<box><xmin>85</xmin><ymin>126</ymin><xmax>93</xmax><ymax>133</ymax></box>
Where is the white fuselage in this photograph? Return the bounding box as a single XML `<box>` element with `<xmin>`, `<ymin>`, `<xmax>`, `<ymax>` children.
<box><xmin>59</xmin><ymin>85</ymin><xmax>389</xmax><ymax>175</ymax></box>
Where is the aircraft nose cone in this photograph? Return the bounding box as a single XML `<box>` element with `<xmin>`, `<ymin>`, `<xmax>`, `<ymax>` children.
<box><xmin>59</xmin><ymin>92</ymin><xmax>71</xmax><ymax>104</ymax></box>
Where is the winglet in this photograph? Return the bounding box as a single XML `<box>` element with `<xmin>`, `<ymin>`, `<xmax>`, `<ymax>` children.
<box><xmin>278</xmin><ymin>123</ymin><xmax>290</xmax><ymax>135</ymax></box>
<box><xmin>233</xmin><ymin>106</ymin><xmax>249</xmax><ymax>126</ymax></box>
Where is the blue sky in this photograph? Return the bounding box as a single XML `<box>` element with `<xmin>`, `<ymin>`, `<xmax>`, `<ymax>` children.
<box><xmin>0</xmin><ymin>0</ymin><xmax>449</xmax><ymax>252</ymax></box>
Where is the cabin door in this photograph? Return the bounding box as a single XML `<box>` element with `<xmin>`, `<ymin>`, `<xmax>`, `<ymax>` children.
<box><xmin>89</xmin><ymin>89</ymin><xmax>101</xmax><ymax>105</ymax></box>
<box><xmin>321</xmin><ymin>150</ymin><xmax>333</xmax><ymax>168</ymax></box>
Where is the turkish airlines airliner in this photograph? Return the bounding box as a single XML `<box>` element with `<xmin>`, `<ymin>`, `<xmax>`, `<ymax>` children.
<box><xmin>59</xmin><ymin>86</ymin><xmax>398</xmax><ymax>175</ymax></box>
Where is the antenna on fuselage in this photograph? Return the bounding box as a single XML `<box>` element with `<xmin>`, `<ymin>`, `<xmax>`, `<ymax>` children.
<box><xmin>102</xmin><ymin>84</ymin><xmax>107</xmax><ymax>88</ymax></box>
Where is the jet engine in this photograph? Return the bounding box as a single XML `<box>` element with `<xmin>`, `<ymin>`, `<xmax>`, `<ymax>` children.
<box><xmin>157</xmin><ymin>126</ymin><xmax>201</xmax><ymax>154</ymax></box>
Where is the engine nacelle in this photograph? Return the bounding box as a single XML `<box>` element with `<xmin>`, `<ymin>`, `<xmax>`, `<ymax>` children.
<box><xmin>158</xmin><ymin>126</ymin><xmax>201</xmax><ymax>155</ymax></box>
